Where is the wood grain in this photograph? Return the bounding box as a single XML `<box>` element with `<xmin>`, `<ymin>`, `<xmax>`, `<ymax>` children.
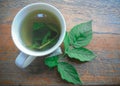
<box><xmin>0</xmin><ymin>0</ymin><xmax>120</xmax><ymax>85</ymax></box>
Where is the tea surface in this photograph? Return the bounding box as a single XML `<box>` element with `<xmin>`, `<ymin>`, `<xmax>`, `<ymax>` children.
<box><xmin>20</xmin><ymin>10</ymin><xmax>61</xmax><ymax>51</ymax></box>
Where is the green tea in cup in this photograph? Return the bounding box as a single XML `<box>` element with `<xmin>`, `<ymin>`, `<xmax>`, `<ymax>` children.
<box><xmin>20</xmin><ymin>10</ymin><xmax>61</xmax><ymax>51</ymax></box>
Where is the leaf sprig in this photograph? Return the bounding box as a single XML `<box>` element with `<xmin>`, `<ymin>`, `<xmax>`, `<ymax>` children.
<box><xmin>44</xmin><ymin>21</ymin><xmax>96</xmax><ymax>85</ymax></box>
<box><xmin>29</xmin><ymin>22</ymin><xmax>58</xmax><ymax>51</ymax></box>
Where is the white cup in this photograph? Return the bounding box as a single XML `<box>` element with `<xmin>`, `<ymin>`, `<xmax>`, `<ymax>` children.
<box><xmin>11</xmin><ymin>3</ymin><xmax>66</xmax><ymax>68</ymax></box>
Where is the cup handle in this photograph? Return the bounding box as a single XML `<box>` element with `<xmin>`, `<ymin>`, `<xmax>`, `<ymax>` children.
<box><xmin>15</xmin><ymin>47</ymin><xmax>62</xmax><ymax>68</ymax></box>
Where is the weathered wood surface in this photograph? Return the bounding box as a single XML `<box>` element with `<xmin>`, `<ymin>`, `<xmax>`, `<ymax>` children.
<box><xmin>0</xmin><ymin>0</ymin><xmax>120</xmax><ymax>85</ymax></box>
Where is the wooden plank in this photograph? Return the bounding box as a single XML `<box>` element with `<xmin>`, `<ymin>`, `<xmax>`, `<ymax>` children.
<box><xmin>0</xmin><ymin>0</ymin><xmax>120</xmax><ymax>85</ymax></box>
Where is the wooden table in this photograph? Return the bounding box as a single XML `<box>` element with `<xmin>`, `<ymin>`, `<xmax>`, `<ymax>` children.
<box><xmin>0</xmin><ymin>0</ymin><xmax>120</xmax><ymax>85</ymax></box>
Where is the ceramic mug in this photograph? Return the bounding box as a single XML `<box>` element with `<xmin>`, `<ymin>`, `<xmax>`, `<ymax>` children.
<box><xmin>11</xmin><ymin>3</ymin><xmax>66</xmax><ymax>68</ymax></box>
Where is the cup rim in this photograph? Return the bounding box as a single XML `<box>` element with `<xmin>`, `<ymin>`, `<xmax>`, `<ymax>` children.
<box><xmin>11</xmin><ymin>3</ymin><xmax>66</xmax><ymax>56</ymax></box>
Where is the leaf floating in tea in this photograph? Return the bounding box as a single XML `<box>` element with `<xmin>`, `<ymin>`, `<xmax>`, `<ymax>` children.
<box><xmin>30</xmin><ymin>22</ymin><xmax>59</xmax><ymax>50</ymax></box>
<box><xmin>41</xmin><ymin>31</ymin><xmax>51</xmax><ymax>45</ymax></box>
<box><xmin>33</xmin><ymin>22</ymin><xmax>46</xmax><ymax>31</ymax></box>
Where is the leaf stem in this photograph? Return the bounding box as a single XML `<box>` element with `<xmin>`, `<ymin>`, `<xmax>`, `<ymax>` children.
<box><xmin>58</xmin><ymin>53</ymin><xmax>67</xmax><ymax>62</ymax></box>
<box><xmin>37</xmin><ymin>35</ymin><xmax>58</xmax><ymax>49</ymax></box>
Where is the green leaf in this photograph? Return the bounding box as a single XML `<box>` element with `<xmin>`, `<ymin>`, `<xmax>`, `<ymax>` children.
<box><xmin>33</xmin><ymin>22</ymin><xmax>46</xmax><ymax>31</ymax></box>
<box><xmin>31</xmin><ymin>22</ymin><xmax>59</xmax><ymax>50</ymax></box>
<box><xmin>41</xmin><ymin>31</ymin><xmax>51</xmax><ymax>45</ymax></box>
<box><xmin>45</xmin><ymin>56</ymin><xmax>59</xmax><ymax>68</ymax></box>
<box><xmin>63</xmin><ymin>32</ymin><xmax>70</xmax><ymax>53</ymax></box>
<box><xmin>47</xmin><ymin>24</ymin><xmax>58</xmax><ymax>34</ymax></box>
<box><xmin>69</xmin><ymin>20</ymin><xmax>92</xmax><ymax>48</ymax></box>
<box><xmin>57</xmin><ymin>62</ymin><xmax>82</xmax><ymax>85</ymax></box>
<box><xmin>67</xmin><ymin>47</ymin><xmax>96</xmax><ymax>61</ymax></box>
<box><xmin>37</xmin><ymin>35</ymin><xmax>57</xmax><ymax>49</ymax></box>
